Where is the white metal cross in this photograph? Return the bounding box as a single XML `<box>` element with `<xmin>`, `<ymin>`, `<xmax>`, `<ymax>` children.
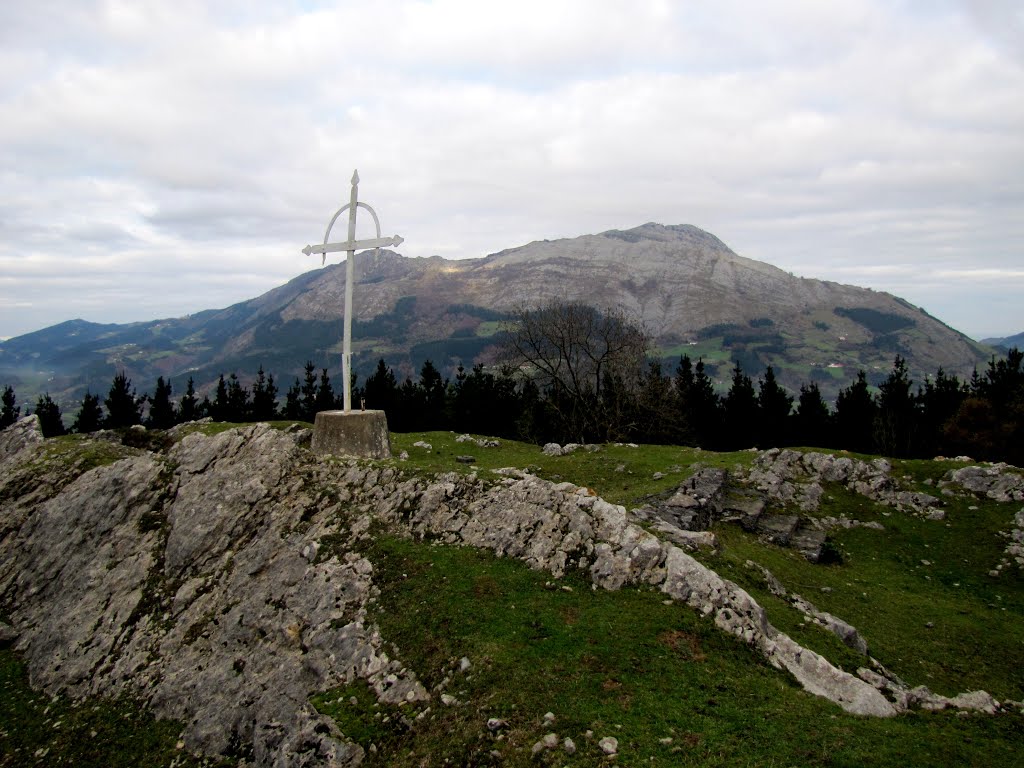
<box><xmin>302</xmin><ymin>170</ymin><xmax>404</xmax><ymax>411</ymax></box>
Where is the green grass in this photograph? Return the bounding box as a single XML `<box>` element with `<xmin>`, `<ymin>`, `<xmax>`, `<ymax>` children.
<box><xmin>0</xmin><ymin>648</ymin><xmax>231</xmax><ymax>767</ymax></box>
<box><xmin>312</xmin><ymin>535</ymin><xmax>1024</xmax><ymax>767</ymax></box>
<box><xmin>390</xmin><ymin>431</ymin><xmax>755</xmax><ymax>508</ymax></box>
<box><xmin>386</xmin><ymin>434</ymin><xmax>1024</xmax><ymax>697</ymax></box>
<box><xmin>702</xmin><ymin>488</ymin><xmax>1024</xmax><ymax>701</ymax></box>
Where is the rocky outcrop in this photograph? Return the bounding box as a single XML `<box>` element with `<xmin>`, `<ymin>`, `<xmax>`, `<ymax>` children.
<box><xmin>0</xmin><ymin>425</ymin><xmax>427</xmax><ymax>767</ymax></box>
<box><xmin>353</xmin><ymin>468</ymin><xmax>896</xmax><ymax>717</ymax></box>
<box><xmin>942</xmin><ymin>465</ymin><xmax>1024</xmax><ymax>502</ymax></box>
<box><xmin>3</xmin><ymin>429</ymin><xmax>1016</xmax><ymax>765</ymax></box>
<box><xmin>991</xmin><ymin>508</ymin><xmax>1024</xmax><ymax>577</ymax></box>
<box><xmin>0</xmin><ymin>414</ymin><xmax>43</xmax><ymax>460</ymax></box>
<box><xmin>745</xmin><ymin>449</ymin><xmax>944</xmax><ymax>517</ymax></box>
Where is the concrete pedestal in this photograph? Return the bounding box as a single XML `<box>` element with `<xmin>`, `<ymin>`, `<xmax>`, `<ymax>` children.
<box><xmin>310</xmin><ymin>410</ymin><xmax>391</xmax><ymax>459</ymax></box>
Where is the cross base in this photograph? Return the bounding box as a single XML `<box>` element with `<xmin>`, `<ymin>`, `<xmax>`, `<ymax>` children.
<box><xmin>310</xmin><ymin>410</ymin><xmax>391</xmax><ymax>459</ymax></box>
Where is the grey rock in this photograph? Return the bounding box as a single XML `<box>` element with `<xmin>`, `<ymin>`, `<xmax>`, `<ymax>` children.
<box><xmin>649</xmin><ymin>520</ymin><xmax>718</xmax><ymax>551</ymax></box>
<box><xmin>598</xmin><ymin>736</ymin><xmax>619</xmax><ymax>755</ymax></box>
<box><xmin>648</xmin><ymin>467</ymin><xmax>729</xmax><ymax>532</ymax></box>
<box><xmin>790</xmin><ymin>527</ymin><xmax>829</xmax><ymax>563</ymax></box>
<box><xmin>945</xmin><ymin>465</ymin><xmax>1024</xmax><ymax>502</ymax></box>
<box><xmin>0</xmin><ymin>621</ymin><xmax>18</xmax><ymax>643</ymax></box>
<box><xmin>0</xmin><ymin>414</ymin><xmax>43</xmax><ymax>460</ymax></box>
<box><xmin>756</xmin><ymin>515</ymin><xmax>800</xmax><ymax>546</ymax></box>
<box><xmin>0</xmin><ymin>425</ymin><xmax>428</xmax><ymax>766</ymax></box>
<box><xmin>899</xmin><ymin>685</ymin><xmax>1000</xmax><ymax>714</ymax></box>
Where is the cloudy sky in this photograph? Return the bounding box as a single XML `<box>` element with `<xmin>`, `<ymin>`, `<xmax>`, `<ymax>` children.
<box><xmin>2</xmin><ymin>0</ymin><xmax>1022</xmax><ymax>341</ymax></box>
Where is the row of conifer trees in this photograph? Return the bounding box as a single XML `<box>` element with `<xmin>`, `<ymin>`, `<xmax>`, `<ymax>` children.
<box><xmin>2</xmin><ymin>349</ymin><xmax>1022</xmax><ymax>464</ymax></box>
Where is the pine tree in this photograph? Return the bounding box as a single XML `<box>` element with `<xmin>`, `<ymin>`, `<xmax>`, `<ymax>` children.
<box><xmin>147</xmin><ymin>376</ymin><xmax>176</xmax><ymax>430</ymax></box>
<box><xmin>835</xmin><ymin>371</ymin><xmax>876</xmax><ymax>454</ymax></box>
<box><xmin>300</xmin><ymin>362</ymin><xmax>318</xmax><ymax>421</ymax></box>
<box><xmin>252</xmin><ymin>366</ymin><xmax>279</xmax><ymax>421</ymax></box>
<box><xmin>314</xmin><ymin>368</ymin><xmax>336</xmax><ymax>414</ymax></box>
<box><xmin>688</xmin><ymin>359</ymin><xmax>722</xmax><ymax>449</ymax></box>
<box><xmin>209</xmin><ymin>374</ymin><xmax>230</xmax><ymax>422</ymax></box>
<box><xmin>636</xmin><ymin>360</ymin><xmax>679</xmax><ymax>444</ymax></box>
<box><xmin>451</xmin><ymin>363</ymin><xmax>491</xmax><ymax>435</ymax></box>
<box><xmin>793</xmin><ymin>382</ymin><xmax>831</xmax><ymax>448</ymax></box>
<box><xmin>283</xmin><ymin>379</ymin><xmax>303</xmax><ymax>420</ymax></box>
<box><xmin>33</xmin><ymin>393</ymin><xmax>65</xmax><ymax>437</ymax></box>
<box><xmin>104</xmin><ymin>371</ymin><xmax>142</xmax><ymax>429</ymax></box>
<box><xmin>399</xmin><ymin>376</ymin><xmax>424</xmax><ymax>430</ymax></box>
<box><xmin>981</xmin><ymin>348</ymin><xmax>1024</xmax><ymax>409</ymax></box>
<box><xmin>756</xmin><ymin>366</ymin><xmax>793</xmax><ymax>448</ymax></box>
<box><xmin>918</xmin><ymin>368</ymin><xmax>967</xmax><ymax>455</ymax></box>
<box><xmin>874</xmin><ymin>356</ymin><xmax>917</xmax><ymax>457</ymax></box>
<box><xmin>266</xmin><ymin>372</ymin><xmax>280</xmax><ymax>417</ymax></box>
<box><xmin>365</xmin><ymin>359</ymin><xmax>400</xmax><ymax>419</ymax></box>
<box><xmin>723</xmin><ymin>362</ymin><xmax>758</xmax><ymax>449</ymax></box>
<box><xmin>498</xmin><ymin>366</ymin><xmax>523</xmax><ymax>438</ymax></box>
<box><xmin>178</xmin><ymin>377</ymin><xmax>200</xmax><ymax>423</ymax></box>
<box><xmin>72</xmin><ymin>391</ymin><xmax>104</xmax><ymax>434</ymax></box>
<box><xmin>418</xmin><ymin>360</ymin><xmax>448</xmax><ymax>430</ymax></box>
<box><xmin>0</xmin><ymin>385</ymin><xmax>19</xmax><ymax>430</ymax></box>
<box><xmin>227</xmin><ymin>373</ymin><xmax>250</xmax><ymax>421</ymax></box>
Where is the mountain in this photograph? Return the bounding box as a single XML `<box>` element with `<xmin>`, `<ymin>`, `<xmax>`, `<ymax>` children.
<box><xmin>0</xmin><ymin>223</ymin><xmax>994</xmax><ymax>407</ymax></box>
<box><xmin>983</xmin><ymin>332</ymin><xmax>1024</xmax><ymax>350</ymax></box>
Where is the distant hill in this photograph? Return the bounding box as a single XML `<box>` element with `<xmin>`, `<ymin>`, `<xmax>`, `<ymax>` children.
<box><xmin>0</xmin><ymin>223</ymin><xmax>994</xmax><ymax>409</ymax></box>
<box><xmin>982</xmin><ymin>332</ymin><xmax>1024</xmax><ymax>351</ymax></box>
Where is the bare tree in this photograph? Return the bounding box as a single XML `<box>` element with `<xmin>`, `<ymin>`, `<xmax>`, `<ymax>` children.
<box><xmin>502</xmin><ymin>300</ymin><xmax>650</xmax><ymax>442</ymax></box>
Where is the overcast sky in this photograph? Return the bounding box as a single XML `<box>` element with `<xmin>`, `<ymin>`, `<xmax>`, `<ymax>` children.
<box><xmin>1</xmin><ymin>1</ymin><xmax>1022</xmax><ymax>342</ymax></box>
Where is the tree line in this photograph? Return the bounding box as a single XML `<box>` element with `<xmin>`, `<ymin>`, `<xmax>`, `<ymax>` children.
<box><xmin>0</xmin><ymin>360</ymin><xmax>528</xmax><ymax>440</ymax></box>
<box><xmin>2</xmin><ymin>302</ymin><xmax>1022</xmax><ymax>465</ymax></box>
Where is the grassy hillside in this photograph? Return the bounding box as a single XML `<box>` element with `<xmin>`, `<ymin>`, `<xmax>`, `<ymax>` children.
<box><xmin>2</xmin><ymin>430</ymin><xmax>1022</xmax><ymax>765</ymax></box>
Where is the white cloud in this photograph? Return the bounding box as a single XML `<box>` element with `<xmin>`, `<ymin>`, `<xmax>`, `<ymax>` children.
<box><xmin>0</xmin><ymin>0</ymin><xmax>1022</xmax><ymax>341</ymax></box>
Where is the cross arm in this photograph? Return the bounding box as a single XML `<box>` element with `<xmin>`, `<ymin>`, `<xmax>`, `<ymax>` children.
<box><xmin>302</xmin><ymin>234</ymin><xmax>404</xmax><ymax>257</ymax></box>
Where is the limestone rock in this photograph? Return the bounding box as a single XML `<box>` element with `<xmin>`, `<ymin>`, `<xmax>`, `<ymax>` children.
<box><xmin>944</xmin><ymin>465</ymin><xmax>1024</xmax><ymax>502</ymax></box>
<box><xmin>0</xmin><ymin>424</ymin><xmax>429</xmax><ymax>766</ymax></box>
<box><xmin>0</xmin><ymin>414</ymin><xmax>43</xmax><ymax>460</ymax></box>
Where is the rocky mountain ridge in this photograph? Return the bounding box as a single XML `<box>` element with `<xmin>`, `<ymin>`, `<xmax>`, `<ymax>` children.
<box><xmin>1</xmin><ymin>416</ymin><xmax>1018</xmax><ymax>765</ymax></box>
<box><xmin>0</xmin><ymin>222</ymin><xmax>993</xmax><ymax>410</ymax></box>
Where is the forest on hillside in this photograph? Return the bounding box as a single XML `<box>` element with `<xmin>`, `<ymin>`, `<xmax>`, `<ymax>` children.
<box><xmin>3</xmin><ymin>302</ymin><xmax>1022</xmax><ymax>466</ymax></box>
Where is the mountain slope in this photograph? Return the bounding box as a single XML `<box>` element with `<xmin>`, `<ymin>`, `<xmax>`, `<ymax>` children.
<box><xmin>0</xmin><ymin>223</ymin><xmax>993</xmax><ymax>406</ymax></box>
